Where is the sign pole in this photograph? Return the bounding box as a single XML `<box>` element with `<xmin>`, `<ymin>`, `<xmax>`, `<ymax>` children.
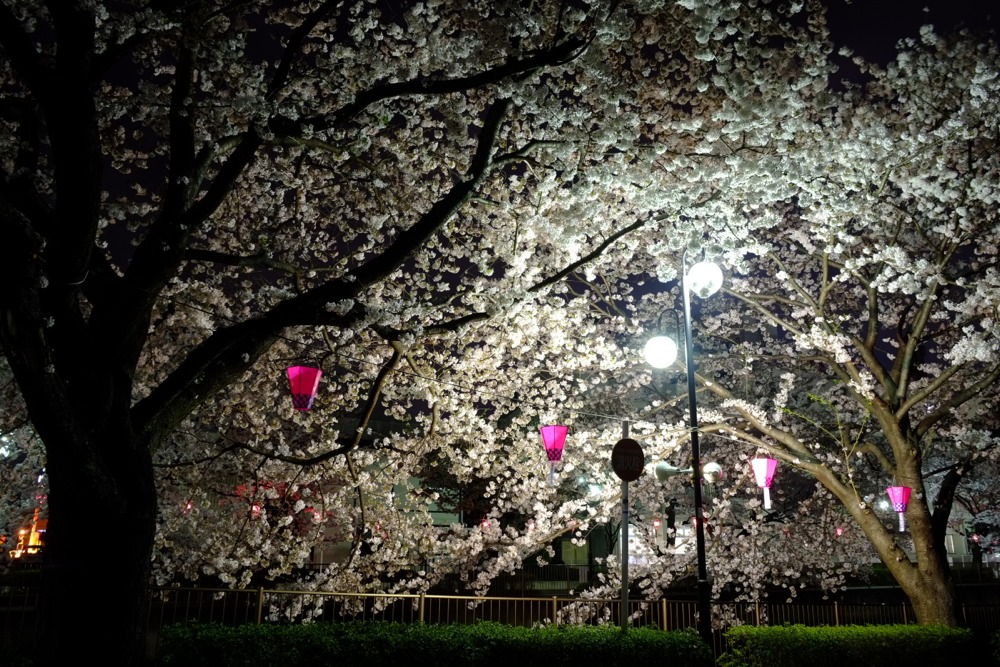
<box><xmin>621</xmin><ymin>475</ymin><xmax>628</xmax><ymax>630</ymax></box>
<box><xmin>611</xmin><ymin>422</ymin><xmax>644</xmax><ymax>632</ymax></box>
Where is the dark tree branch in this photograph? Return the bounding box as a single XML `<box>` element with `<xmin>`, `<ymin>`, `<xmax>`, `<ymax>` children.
<box><xmin>528</xmin><ymin>216</ymin><xmax>649</xmax><ymax>295</ymax></box>
<box><xmin>916</xmin><ymin>364</ymin><xmax>1000</xmax><ymax>437</ymax></box>
<box><xmin>230</xmin><ymin>347</ymin><xmax>404</xmax><ymax>466</ymax></box>
<box><xmin>931</xmin><ymin>459</ymin><xmax>970</xmax><ymax>545</ymax></box>
<box><xmin>132</xmin><ymin>319</ymin><xmax>283</xmax><ymax>440</ymax></box>
<box><xmin>183</xmin><ymin>247</ymin><xmax>304</xmax><ymax>274</ymax></box>
<box><xmin>112</xmin><ymin>132</ymin><xmax>263</xmax><ymax>370</ymax></box>
<box><xmin>133</xmin><ymin>100</ymin><xmax>512</xmax><ymax>436</ymax></box>
<box><xmin>271</xmin><ymin>99</ymin><xmax>512</xmax><ymax>317</ymax></box>
<box><xmin>0</xmin><ymin>1</ymin><xmax>50</xmax><ymax>103</ymax></box>
<box><xmin>163</xmin><ymin>39</ymin><xmax>197</xmax><ymax>217</ymax></box>
<box><xmin>125</xmin><ymin>131</ymin><xmax>262</xmax><ymax>296</ymax></box>
<box><xmin>152</xmin><ymin>439</ymin><xmax>242</xmax><ymax>468</ymax></box>
<box><xmin>401</xmin><ymin>209</ymin><xmax>680</xmax><ymax>337</ymax></box>
<box><xmin>273</xmin><ymin>36</ymin><xmax>587</xmax><ymax>135</ymax></box>
<box><xmin>265</xmin><ymin>0</ymin><xmax>342</xmax><ymax>100</ymax></box>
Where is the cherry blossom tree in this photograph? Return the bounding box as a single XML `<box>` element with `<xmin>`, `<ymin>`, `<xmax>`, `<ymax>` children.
<box><xmin>0</xmin><ymin>0</ymin><xmax>806</xmax><ymax>660</ymax></box>
<box><xmin>510</xmin><ymin>5</ymin><xmax>1000</xmax><ymax>631</ymax></box>
<box><xmin>624</xmin><ymin>25</ymin><xmax>1000</xmax><ymax>626</ymax></box>
<box><xmin>0</xmin><ymin>0</ymin><xmax>996</xmax><ymax>662</ymax></box>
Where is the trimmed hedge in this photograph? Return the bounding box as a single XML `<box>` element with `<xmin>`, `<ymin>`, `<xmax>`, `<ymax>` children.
<box><xmin>719</xmin><ymin>624</ymin><xmax>984</xmax><ymax>667</ymax></box>
<box><xmin>159</xmin><ymin>621</ymin><xmax>713</xmax><ymax>666</ymax></box>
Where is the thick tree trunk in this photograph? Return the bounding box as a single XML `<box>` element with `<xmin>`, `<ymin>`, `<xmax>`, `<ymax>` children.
<box><xmin>886</xmin><ymin>556</ymin><xmax>962</xmax><ymax>625</ymax></box>
<box><xmin>871</xmin><ymin>506</ymin><xmax>962</xmax><ymax>626</ymax></box>
<box><xmin>817</xmin><ymin>464</ymin><xmax>962</xmax><ymax>627</ymax></box>
<box><xmin>36</xmin><ymin>433</ymin><xmax>157</xmax><ymax>665</ymax></box>
<box><xmin>907</xmin><ymin>580</ymin><xmax>961</xmax><ymax>626</ymax></box>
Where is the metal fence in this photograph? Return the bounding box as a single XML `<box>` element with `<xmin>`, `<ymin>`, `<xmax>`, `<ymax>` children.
<box><xmin>0</xmin><ymin>582</ymin><xmax>37</xmax><ymax>654</ymax></box>
<box><xmin>5</xmin><ymin>582</ymin><xmax>1000</xmax><ymax>660</ymax></box>
<box><xmin>141</xmin><ymin>586</ymin><xmax>1000</xmax><ymax>629</ymax></box>
<box><xmin>140</xmin><ymin>587</ymin><xmax>1000</xmax><ymax>658</ymax></box>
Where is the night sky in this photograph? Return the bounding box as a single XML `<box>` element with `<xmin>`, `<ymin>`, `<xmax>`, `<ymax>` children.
<box><xmin>825</xmin><ymin>0</ymin><xmax>998</xmax><ymax>63</ymax></box>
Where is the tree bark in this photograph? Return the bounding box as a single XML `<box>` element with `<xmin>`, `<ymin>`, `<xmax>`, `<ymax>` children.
<box><xmin>841</xmin><ymin>470</ymin><xmax>962</xmax><ymax>626</ymax></box>
<box><xmin>881</xmin><ymin>515</ymin><xmax>961</xmax><ymax>626</ymax></box>
<box><xmin>25</xmin><ymin>398</ymin><xmax>158</xmax><ymax>665</ymax></box>
<box><xmin>38</xmin><ymin>441</ymin><xmax>157</xmax><ymax>664</ymax></box>
<box><xmin>906</xmin><ymin>578</ymin><xmax>961</xmax><ymax>626</ymax></box>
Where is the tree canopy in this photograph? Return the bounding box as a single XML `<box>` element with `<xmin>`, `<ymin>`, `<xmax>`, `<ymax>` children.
<box><xmin>0</xmin><ymin>0</ymin><xmax>998</xmax><ymax>662</ymax></box>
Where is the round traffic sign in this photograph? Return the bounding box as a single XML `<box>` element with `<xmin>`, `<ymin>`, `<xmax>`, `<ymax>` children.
<box><xmin>611</xmin><ymin>438</ymin><xmax>645</xmax><ymax>482</ymax></box>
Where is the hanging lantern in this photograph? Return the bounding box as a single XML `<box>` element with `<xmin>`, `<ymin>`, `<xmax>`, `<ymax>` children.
<box><xmin>540</xmin><ymin>424</ymin><xmax>568</xmax><ymax>485</ymax></box>
<box><xmin>286</xmin><ymin>366</ymin><xmax>323</xmax><ymax>411</ymax></box>
<box><xmin>886</xmin><ymin>486</ymin><xmax>911</xmax><ymax>532</ymax></box>
<box><xmin>751</xmin><ymin>458</ymin><xmax>778</xmax><ymax>509</ymax></box>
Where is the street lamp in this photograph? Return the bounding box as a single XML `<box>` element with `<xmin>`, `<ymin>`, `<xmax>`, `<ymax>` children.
<box><xmin>643</xmin><ymin>253</ymin><xmax>722</xmax><ymax>645</ymax></box>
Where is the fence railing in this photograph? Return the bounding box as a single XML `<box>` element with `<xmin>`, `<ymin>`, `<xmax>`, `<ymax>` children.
<box><xmin>139</xmin><ymin>586</ymin><xmax>1000</xmax><ymax>658</ymax></box>
<box><xmin>5</xmin><ymin>583</ymin><xmax>1000</xmax><ymax>659</ymax></box>
<box><xmin>143</xmin><ymin>586</ymin><xmax>1000</xmax><ymax>629</ymax></box>
<box><xmin>0</xmin><ymin>582</ymin><xmax>37</xmax><ymax>654</ymax></box>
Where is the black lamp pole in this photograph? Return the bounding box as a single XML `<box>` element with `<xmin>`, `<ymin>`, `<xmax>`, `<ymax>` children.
<box><xmin>680</xmin><ymin>251</ymin><xmax>712</xmax><ymax>645</ymax></box>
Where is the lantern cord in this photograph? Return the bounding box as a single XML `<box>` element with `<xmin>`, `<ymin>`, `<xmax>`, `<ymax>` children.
<box><xmin>66</xmin><ymin>270</ymin><xmax>89</xmax><ymax>286</ymax></box>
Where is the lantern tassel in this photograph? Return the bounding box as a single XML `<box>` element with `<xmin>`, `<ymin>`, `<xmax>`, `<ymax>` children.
<box><xmin>762</xmin><ymin>487</ymin><xmax>771</xmax><ymax>510</ymax></box>
<box><xmin>549</xmin><ymin>461</ymin><xmax>556</xmax><ymax>486</ymax></box>
<box><xmin>898</xmin><ymin>512</ymin><xmax>906</xmax><ymax>532</ymax></box>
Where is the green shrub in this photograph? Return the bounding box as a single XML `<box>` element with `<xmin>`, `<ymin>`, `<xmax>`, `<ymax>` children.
<box><xmin>158</xmin><ymin>622</ymin><xmax>338</xmax><ymax>665</ymax></box>
<box><xmin>159</xmin><ymin>621</ymin><xmax>713</xmax><ymax>667</ymax></box>
<box><xmin>719</xmin><ymin>624</ymin><xmax>977</xmax><ymax>667</ymax></box>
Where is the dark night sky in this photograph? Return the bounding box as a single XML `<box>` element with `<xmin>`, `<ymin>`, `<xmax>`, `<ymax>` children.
<box><xmin>824</xmin><ymin>0</ymin><xmax>999</xmax><ymax>63</ymax></box>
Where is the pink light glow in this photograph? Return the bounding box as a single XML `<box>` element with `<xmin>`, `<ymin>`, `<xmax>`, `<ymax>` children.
<box><xmin>540</xmin><ymin>424</ymin><xmax>568</xmax><ymax>461</ymax></box>
<box><xmin>540</xmin><ymin>424</ymin><xmax>569</xmax><ymax>485</ymax></box>
<box><xmin>751</xmin><ymin>458</ymin><xmax>778</xmax><ymax>510</ymax></box>
<box><xmin>751</xmin><ymin>458</ymin><xmax>777</xmax><ymax>488</ymax></box>
<box><xmin>886</xmin><ymin>486</ymin><xmax>911</xmax><ymax>532</ymax></box>
<box><xmin>287</xmin><ymin>366</ymin><xmax>323</xmax><ymax>410</ymax></box>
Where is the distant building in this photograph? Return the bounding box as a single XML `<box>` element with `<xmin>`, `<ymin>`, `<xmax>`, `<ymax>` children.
<box><xmin>8</xmin><ymin>506</ymin><xmax>46</xmax><ymax>562</ymax></box>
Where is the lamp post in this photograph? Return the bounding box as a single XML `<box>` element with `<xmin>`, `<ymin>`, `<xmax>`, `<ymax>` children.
<box><xmin>643</xmin><ymin>252</ymin><xmax>722</xmax><ymax>645</ymax></box>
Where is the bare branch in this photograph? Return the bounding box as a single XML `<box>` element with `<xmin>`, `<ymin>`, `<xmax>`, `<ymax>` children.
<box><xmin>915</xmin><ymin>364</ymin><xmax>1000</xmax><ymax>436</ymax></box>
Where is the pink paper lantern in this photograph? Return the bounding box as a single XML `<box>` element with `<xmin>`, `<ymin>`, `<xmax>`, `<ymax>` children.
<box><xmin>287</xmin><ymin>366</ymin><xmax>323</xmax><ymax>411</ymax></box>
<box><xmin>540</xmin><ymin>424</ymin><xmax>568</xmax><ymax>485</ymax></box>
<box><xmin>886</xmin><ymin>486</ymin><xmax>911</xmax><ymax>532</ymax></box>
<box><xmin>751</xmin><ymin>458</ymin><xmax>778</xmax><ymax>509</ymax></box>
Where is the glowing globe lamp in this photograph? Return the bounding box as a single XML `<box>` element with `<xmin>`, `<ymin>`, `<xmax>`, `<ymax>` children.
<box><xmin>643</xmin><ymin>335</ymin><xmax>678</xmax><ymax>369</ymax></box>
<box><xmin>687</xmin><ymin>261</ymin><xmax>724</xmax><ymax>298</ymax></box>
